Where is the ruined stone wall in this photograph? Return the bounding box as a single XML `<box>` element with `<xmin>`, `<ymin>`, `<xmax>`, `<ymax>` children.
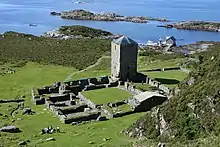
<box><xmin>60</xmin><ymin>110</ymin><xmax>101</xmax><ymax>124</ymax></box>
<box><xmin>83</xmin><ymin>84</ymin><xmax>106</xmax><ymax>91</ymax></box>
<box><xmin>124</xmin><ymin>82</ymin><xmax>143</xmax><ymax>95</ymax></box>
<box><xmin>78</xmin><ymin>92</ymin><xmax>96</xmax><ymax>109</ymax></box>
<box><xmin>31</xmin><ymin>89</ymin><xmax>45</xmax><ymax>105</ymax></box>
<box><xmin>159</xmin><ymin>85</ymin><xmax>170</xmax><ymax>95</ymax></box>
<box><xmin>49</xmin><ymin>94</ymin><xmax>70</xmax><ymax>103</ymax></box>
<box><xmin>145</xmin><ymin>77</ymin><xmax>171</xmax><ymax>95</ymax></box>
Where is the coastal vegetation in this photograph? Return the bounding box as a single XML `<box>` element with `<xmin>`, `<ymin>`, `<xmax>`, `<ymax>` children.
<box><xmin>58</xmin><ymin>25</ymin><xmax>112</xmax><ymax>37</ymax></box>
<box><xmin>126</xmin><ymin>43</ymin><xmax>220</xmax><ymax>146</ymax></box>
<box><xmin>0</xmin><ymin>28</ymin><xmax>198</xmax><ymax>147</ymax></box>
<box><xmin>0</xmin><ymin>31</ymin><xmax>110</xmax><ymax>69</ymax></box>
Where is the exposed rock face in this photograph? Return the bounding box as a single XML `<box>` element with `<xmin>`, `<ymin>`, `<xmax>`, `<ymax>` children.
<box><xmin>51</xmin><ymin>9</ymin><xmax>169</xmax><ymax>23</ymax></box>
<box><xmin>0</xmin><ymin>125</ymin><xmax>21</xmax><ymax>133</ymax></box>
<box><xmin>18</xmin><ymin>140</ymin><xmax>30</xmax><ymax>146</ymax></box>
<box><xmin>158</xmin><ymin>114</ymin><xmax>171</xmax><ymax>137</ymax></box>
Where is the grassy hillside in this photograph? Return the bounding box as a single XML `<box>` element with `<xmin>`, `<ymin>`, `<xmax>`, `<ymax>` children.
<box><xmin>0</xmin><ymin>30</ymin><xmax>190</xmax><ymax>146</ymax></box>
<box><xmin>126</xmin><ymin>43</ymin><xmax>220</xmax><ymax>145</ymax></box>
<box><xmin>0</xmin><ymin>31</ymin><xmax>110</xmax><ymax>69</ymax></box>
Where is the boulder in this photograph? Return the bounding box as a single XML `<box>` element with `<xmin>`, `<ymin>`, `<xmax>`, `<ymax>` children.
<box><xmin>22</xmin><ymin>108</ymin><xmax>35</xmax><ymax>115</ymax></box>
<box><xmin>158</xmin><ymin>142</ymin><xmax>166</xmax><ymax>147</ymax></box>
<box><xmin>89</xmin><ymin>141</ymin><xmax>94</xmax><ymax>144</ymax></box>
<box><xmin>50</xmin><ymin>11</ymin><xmax>61</xmax><ymax>16</ymax></box>
<box><xmin>18</xmin><ymin>141</ymin><xmax>27</xmax><ymax>146</ymax></box>
<box><xmin>0</xmin><ymin>125</ymin><xmax>21</xmax><ymax>133</ymax></box>
<box><xmin>97</xmin><ymin>116</ymin><xmax>107</xmax><ymax>121</ymax></box>
<box><xmin>45</xmin><ymin>137</ymin><xmax>56</xmax><ymax>141</ymax></box>
<box><xmin>71</xmin><ymin>122</ymin><xmax>79</xmax><ymax>125</ymax></box>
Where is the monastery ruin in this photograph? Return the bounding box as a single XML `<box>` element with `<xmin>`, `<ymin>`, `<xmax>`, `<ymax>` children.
<box><xmin>32</xmin><ymin>35</ymin><xmax>170</xmax><ymax>125</ymax></box>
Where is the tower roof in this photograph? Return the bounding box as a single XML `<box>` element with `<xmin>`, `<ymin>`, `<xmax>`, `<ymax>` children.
<box><xmin>166</xmin><ymin>36</ymin><xmax>176</xmax><ymax>41</ymax></box>
<box><xmin>112</xmin><ymin>35</ymin><xmax>137</xmax><ymax>45</ymax></box>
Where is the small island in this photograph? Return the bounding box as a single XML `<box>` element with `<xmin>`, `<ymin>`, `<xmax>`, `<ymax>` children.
<box><xmin>44</xmin><ymin>25</ymin><xmax>120</xmax><ymax>39</ymax></box>
<box><xmin>50</xmin><ymin>9</ymin><xmax>169</xmax><ymax>23</ymax></box>
<box><xmin>157</xmin><ymin>21</ymin><xmax>220</xmax><ymax>32</ymax></box>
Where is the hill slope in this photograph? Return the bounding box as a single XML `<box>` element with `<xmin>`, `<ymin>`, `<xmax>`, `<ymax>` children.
<box><xmin>126</xmin><ymin>43</ymin><xmax>220</xmax><ymax>144</ymax></box>
<box><xmin>0</xmin><ymin>31</ymin><xmax>110</xmax><ymax>69</ymax></box>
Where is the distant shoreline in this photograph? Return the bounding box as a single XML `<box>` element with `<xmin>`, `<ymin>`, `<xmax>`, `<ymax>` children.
<box><xmin>157</xmin><ymin>21</ymin><xmax>220</xmax><ymax>32</ymax></box>
<box><xmin>50</xmin><ymin>9</ymin><xmax>170</xmax><ymax>24</ymax></box>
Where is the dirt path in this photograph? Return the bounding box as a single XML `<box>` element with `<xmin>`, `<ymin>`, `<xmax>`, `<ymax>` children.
<box><xmin>64</xmin><ymin>56</ymin><xmax>110</xmax><ymax>81</ymax></box>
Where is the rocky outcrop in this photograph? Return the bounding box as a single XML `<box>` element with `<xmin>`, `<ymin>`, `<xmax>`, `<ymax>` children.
<box><xmin>50</xmin><ymin>9</ymin><xmax>169</xmax><ymax>23</ymax></box>
<box><xmin>0</xmin><ymin>125</ymin><xmax>21</xmax><ymax>133</ymax></box>
<box><xmin>158</xmin><ymin>21</ymin><xmax>220</xmax><ymax>32</ymax></box>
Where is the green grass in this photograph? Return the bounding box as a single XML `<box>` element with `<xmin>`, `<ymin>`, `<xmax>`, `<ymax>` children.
<box><xmin>137</xmin><ymin>52</ymin><xmax>188</xmax><ymax>89</ymax></box>
<box><xmin>70</xmin><ymin>57</ymin><xmax>111</xmax><ymax>80</ymax></box>
<box><xmin>117</xmin><ymin>104</ymin><xmax>132</xmax><ymax>112</ymax></box>
<box><xmin>82</xmin><ymin>88</ymin><xmax>132</xmax><ymax>105</ymax></box>
<box><xmin>0</xmin><ymin>62</ymin><xmax>144</xmax><ymax>147</ymax></box>
<box><xmin>133</xmin><ymin>83</ymin><xmax>155</xmax><ymax>92</ymax></box>
<box><xmin>0</xmin><ymin>62</ymin><xmax>76</xmax><ymax>99</ymax></box>
<box><xmin>137</xmin><ymin>54</ymin><xmax>185</xmax><ymax>71</ymax></box>
<box><xmin>142</xmin><ymin>70</ymin><xmax>188</xmax><ymax>88</ymax></box>
<box><xmin>0</xmin><ymin>32</ymin><xmax>110</xmax><ymax>69</ymax></box>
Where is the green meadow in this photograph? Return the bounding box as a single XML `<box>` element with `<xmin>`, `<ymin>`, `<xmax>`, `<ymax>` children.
<box><xmin>0</xmin><ymin>31</ymin><xmax>189</xmax><ymax>147</ymax></box>
<box><xmin>82</xmin><ymin>88</ymin><xmax>131</xmax><ymax>105</ymax></box>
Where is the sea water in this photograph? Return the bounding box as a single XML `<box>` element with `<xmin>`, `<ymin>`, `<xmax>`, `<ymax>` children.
<box><xmin>0</xmin><ymin>0</ymin><xmax>220</xmax><ymax>44</ymax></box>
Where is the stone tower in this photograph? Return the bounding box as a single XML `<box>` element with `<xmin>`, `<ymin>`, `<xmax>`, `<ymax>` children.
<box><xmin>111</xmin><ymin>35</ymin><xmax>138</xmax><ymax>81</ymax></box>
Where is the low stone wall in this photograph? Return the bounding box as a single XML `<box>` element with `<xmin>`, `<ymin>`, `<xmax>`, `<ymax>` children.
<box><xmin>57</xmin><ymin>104</ymin><xmax>88</xmax><ymax>115</ymax></box>
<box><xmin>60</xmin><ymin>110</ymin><xmax>101</xmax><ymax>124</ymax></box>
<box><xmin>78</xmin><ymin>92</ymin><xmax>96</xmax><ymax>109</ymax></box>
<box><xmin>98</xmin><ymin>76</ymin><xmax>109</xmax><ymax>84</ymax></box>
<box><xmin>31</xmin><ymin>89</ymin><xmax>46</xmax><ymax>105</ymax></box>
<box><xmin>113</xmin><ymin>111</ymin><xmax>135</xmax><ymax>118</ymax></box>
<box><xmin>159</xmin><ymin>85</ymin><xmax>170</xmax><ymax>95</ymax></box>
<box><xmin>145</xmin><ymin>77</ymin><xmax>171</xmax><ymax>95</ymax></box>
<box><xmin>49</xmin><ymin>93</ymin><xmax>70</xmax><ymax>103</ymax></box>
<box><xmin>140</xmin><ymin>67</ymin><xmax>181</xmax><ymax>72</ymax></box>
<box><xmin>107</xmin><ymin>81</ymin><xmax>119</xmax><ymax>88</ymax></box>
<box><xmin>88</xmin><ymin>78</ymin><xmax>99</xmax><ymax>85</ymax></box>
<box><xmin>102</xmin><ymin>109</ymin><xmax>113</xmax><ymax>119</ymax></box>
<box><xmin>83</xmin><ymin>84</ymin><xmax>106</xmax><ymax>91</ymax></box>
<box><xmin>0</xmin><ymin>99</ymin><xmax>24</xmax><ymax>103</ymax></box>
<box><xmin>123</xmin><ymin>83</ymin><xmax>143</xmax><ymax>95</ymax></box>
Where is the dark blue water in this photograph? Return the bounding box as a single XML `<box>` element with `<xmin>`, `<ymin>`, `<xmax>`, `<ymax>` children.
<box><xmin>0</xmin><ymin>0</ymin><xmax>220</xmax><ymax>44</ymax></box>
